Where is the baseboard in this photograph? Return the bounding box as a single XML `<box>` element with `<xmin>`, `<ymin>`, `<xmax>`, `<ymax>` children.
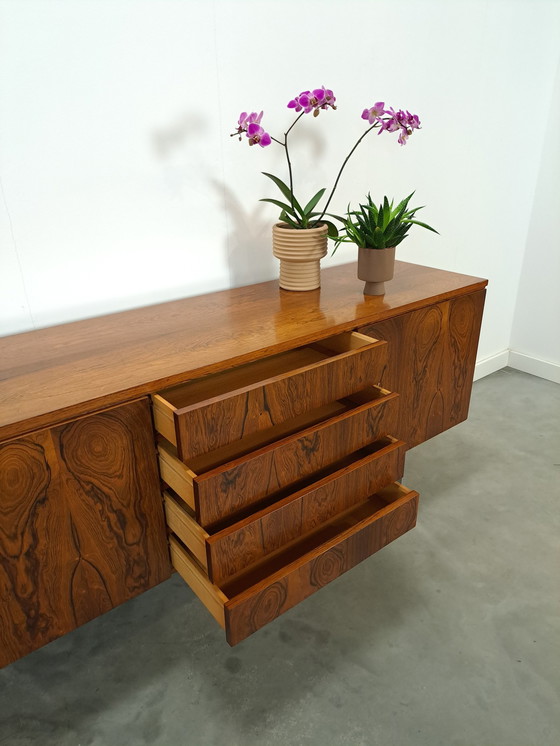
<box><xmin>474</xmin><ymin>350</ymin><xmax>509</xmax><ymax>381</ymax></box>
<box><xmin>508</xmin><ymin>351</ymin><xmax>560</xmax><ymax>384</ymax></box>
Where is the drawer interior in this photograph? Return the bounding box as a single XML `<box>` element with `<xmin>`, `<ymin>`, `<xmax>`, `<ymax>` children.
<box><xmin>156</xmin><ymin>331</ymin><xmax>377</xmax><ymax>412</ymax></box>
<box><xmin>164</xmin><ymin>435</ymin><xmax>405</xmax><ymax>583</ymax></box>
<box><xmin>165</xmin><ymin>386</ymin><xmax>390</xmax><ymax>478</ymax></box>
<box><xmin>222</xmin><ymin>483</ymin><xmax>410</xmax><ymax>596</ymax></box>
<box><xmin>208</xmin><ymin>435</ymin><xmax>401</xmax><ymax>530</ymax></box>
<box><xmin>169</xmin><ymin>481</ymin><xmax>418</xmax><ymax>637</ymax></box>
<box><xmin>157</xmin><ymin>386</ymin><xmax>396</xmax><ymax>523</ymax></box>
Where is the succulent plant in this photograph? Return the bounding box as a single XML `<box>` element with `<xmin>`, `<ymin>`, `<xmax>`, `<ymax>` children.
<box><xmin>334</xmin><ymin>192</ymin><xmax>438</xmax><ymax>251</ymax></box>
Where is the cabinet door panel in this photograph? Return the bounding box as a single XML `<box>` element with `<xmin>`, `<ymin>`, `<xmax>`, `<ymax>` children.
<box><xmin>360</xmin><ymin>290</ymin><xmax>485</xmax><ymax>447</ymax></box>
<box><xmin>0</xmin><ymin>399</ymin><xmax>170</xmax><ymax>668</ymax></box>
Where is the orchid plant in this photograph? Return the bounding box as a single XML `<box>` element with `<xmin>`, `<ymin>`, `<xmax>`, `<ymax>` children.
<box><xmin>231</xmin><ymin>87</ymin><xmax>422</xmax><ymax>237</ymax></box>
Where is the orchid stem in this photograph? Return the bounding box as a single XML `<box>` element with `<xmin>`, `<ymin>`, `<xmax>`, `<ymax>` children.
<box><xmin>284</xmin><ymin>113</ymin><xmax>304</xmax><ymax>216</ymax></box>
<box><xmin>316</xmin><ymin>122</ymin><xmax>379</xmax><ymax>223</ymax></box>
<box><xmin>285</xmin><ymin>112</ymin><xmax>304</xmax><ymax>138</ymax></box>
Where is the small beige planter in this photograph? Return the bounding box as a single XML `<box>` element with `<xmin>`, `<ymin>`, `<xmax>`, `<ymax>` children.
<box><xmin>272</xmin><ymin>222</ymin><xmax>328</xmax><ymax>291</ymax></box>
<box><xmin>357</xmin><ymin>246</ymin><xmax>396</xmax><ymax>295</ymax></box>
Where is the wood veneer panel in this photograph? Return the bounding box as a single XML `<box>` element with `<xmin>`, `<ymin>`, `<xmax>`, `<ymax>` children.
<box><xmin>223</xmin><ymin>485</ymin><xmax>419</xmax><ymax>645</ymax></box>
<box><xmin>194</xmin><ymin>388</ymin><xmax>399</xmax><ymax>528</ymax></box>
<box><xmin>206</xmin><ymin>439</ymin><xmax>406</xmax><ymax>585</ymax></box>
<box><xmin>360</xmin><ymin>289</ymin><xmax>486</xmax><ymax>447</ymax></box>
<box><xmin>0</xmin><ymin>262</ymin><xmax>487</xmax><ymax>441</ymax></box>
<box><xmin>174</xmin><ymin>340</ymin><xmax>388</xmax><ymax>461</ymax></box>
<box><xmin>0</xmin><ymin>399</ymin><xmax>170</xmax><ymax>668</ymax></box>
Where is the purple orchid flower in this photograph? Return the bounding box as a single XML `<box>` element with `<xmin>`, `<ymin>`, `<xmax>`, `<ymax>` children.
<box><xmin>288</xmin><ymin>87</ymin><xmax>336</xmax><ymax>116</ymax></box>
<box><xmin>364</xmin><ymin>104</ymin><xmax>421</xmax><ymax>145</ymax></box>
<box><xmin>234</xmin><ymin>111</ymin><xmax>271</xmax><ymax>146</ymax></box>
<box><xmin>361</xmin><ymin>102</ymin><xmax>385</xmax><ymax>124</ymax></box>
<box><xmin>229</xmin><ymin>89</ymin><xmax>426</xmax><ymax>231</ymax></box>
<box><xmin>247</xmin><ymin>122</ymin><xmax>271</xmax><ymax>147</ymax></box>
<box><xmin>236</xmin><ymin>111</ymin><xmax>262</xmax><ymax>135</ymax></box>
<box><xmin>287</xmin><ymin>90</ymin><xmax>307</xmax><ymax>112</ymax></box>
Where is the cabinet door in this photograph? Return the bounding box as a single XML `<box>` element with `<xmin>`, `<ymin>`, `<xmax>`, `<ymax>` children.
<box><xmin>0</xmin><ymin>398</ymin><xmax>170</xmax><ymax>668</ymax></box>
<box><xmin>360</xmin><ymin>290</ymin><xmax>485</xmax><ymax>448</ymax></box>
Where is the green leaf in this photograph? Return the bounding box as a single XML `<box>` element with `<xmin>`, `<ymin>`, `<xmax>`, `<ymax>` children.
<box><xmin>281</xmin><ymin>212</ymin><xmax>300</xmax><ymax>229</ymax></box>
<box><xmin>377</xmin><ymin>203</ymin><xmax>385</xmax><ymax>233</ymax></box>
<box><xmin>382</xmin><ymin>196</ymin><xmax>391</xmax><ymax>230</ymax></box>
<box><xmin>303</xmin><ymin>188</ymin><xmax>326</xmax><ymax>215</ymax></box>
<box><xmin>324</xmin><ymin>212</ymin><xmax>346</xmax><ymax>223</ymax></box>
<box><xmin>322</xmin><ymin>220</ymin><xmax>339</xmax><ymax>239</ymax></box>
<box><xmin>374</xmin><ymin>226</ymin><xmax>385</xmax><ymax>249</ymax></box>
<box><xmin>394</xmin><ymin>192</ymin><xmax>414</xmax><ymax>213</ymax></box>
<box><xmin>260</xmin><ymin>197</ymin><xmax>299</xmax><ymax>219</ymax></box>
<box><xmin>402</xmin><ymin>219</ymin><xmax>439</xmax><ymax>233</ymax></box>
<box><xmin>262</xmin><ymin>172</ymin><xmax>304</xmax><ymax>217</ymax></box>
<box><xmin>261</xmin><ymin>172</ymin><xmax>292</xmax><ymax>201</ymax></box>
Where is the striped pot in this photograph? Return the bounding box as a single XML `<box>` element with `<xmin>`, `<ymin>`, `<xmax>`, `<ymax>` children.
<box><xmin>272</xmin><ymin>222</ymin><xmax>328</xmax><ymax>291</ymax></box>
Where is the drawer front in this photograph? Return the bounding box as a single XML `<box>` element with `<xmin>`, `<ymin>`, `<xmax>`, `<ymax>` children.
<box><xmin>157</xmin><ymin>388</ymin><xmax>398</xmax><ymax>528</ymax></box>
<box><xmin>168</xmin><ymin>483</ymin><xmax>419</xmax><ymax>646</ymax></box>
<box><xmin>206</xmin><ymin>438</ymin><xmax>406</xmax><ymax>584</ymax></box>
<box><xmin>196</xmin><ymin>389</ymin><xmax>398</xmax><ymax>528</ymax></box>
<box><xmin>225</xmin><ymin>485</ymin><xmax>418</xmax><ymax>645</ymax></box>
<box><xmin>163</xmin><ymin>334</ymin><xmax>388</xmax><ymax>462</ymax></box>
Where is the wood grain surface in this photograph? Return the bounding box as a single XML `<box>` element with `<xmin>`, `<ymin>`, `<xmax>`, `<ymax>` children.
<box><xmin>174</xmin><ymin>341</ymin><xmax>388</xmax><ymax>461</ymax></box>
<box><xmin>206</xmin><ymin>439</ymin><xmax>406</xmax><ymax>585</ymax></box>
<box><xmin>193</xmin><ymin>388</ymin><xmax>399</xmax><ymax>528</ymax></box>
<box><xmin>360</xmin><ymin>290</ymin><xmax>486</xmax><ymax>447</ymax></box>
<box><xmin>223</xmin><ymin>484</ymin><xmax>419</xmax><ymax>645</ymax></box>
<box><xmin>0</xmin><ymin>262</ymin><xmax>487</xmax><ymax>442</ymax></box>
<box><xmin>0</xmin><ymin>399</ymin><xmax>170</xmax><ymax>668</ymax></box>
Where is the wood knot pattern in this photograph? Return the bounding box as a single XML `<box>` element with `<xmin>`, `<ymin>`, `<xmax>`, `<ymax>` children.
<box><xmin>60</xmin><ymin>416</ymin><xmax>128</xmax><ymax>482</ymax></box>
<box><xmin>0</xmin><ymin>441</ymin><xmax>50</xmax><ymax>549</ymax></box>
<box><xmin>309</xmin><ymin>547</ymin><xmax>346</xmax><ymax>589</ymax></box>
<box><xmin>248</xmin><ymin>582</ymin><xmax>288</xmax><ymax>630</ymax></box>
<box><xmin>0</xmin><ymin>439</ymin><xmax>52</xmax><ymax>645</ymax></box>
<box><xmin>0</xmin><ymin>399</ymin><xmax>170</xmax><ymax>668</ymax></box>
<box><xmin>57</xmin><ymin>409</ymin><xmax>158</xmax><ymax>594</ymax></box>
<box><xmin>383</xmin><ymin>499</ymin><xmax>418</xmax><ymax>541</ymax></box>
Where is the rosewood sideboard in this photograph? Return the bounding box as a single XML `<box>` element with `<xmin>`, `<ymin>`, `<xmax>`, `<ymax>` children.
<box><xmin>0</xmin><ymin>261</ymin><xmax>487</xmax><ymax>666</ymax></box>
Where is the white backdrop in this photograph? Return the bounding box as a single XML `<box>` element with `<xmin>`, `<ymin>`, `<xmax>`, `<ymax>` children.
<box><xmin>1</xmin><ymin>0</ymin><xmax>559</xmax><ymax>375</ymax></box>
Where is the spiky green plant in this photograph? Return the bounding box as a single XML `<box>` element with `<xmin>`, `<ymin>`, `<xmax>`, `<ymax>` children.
<box><xmin>333</xmin><ymin>192</ymin><xmax>438</xmax><ymax>252</ymax></box>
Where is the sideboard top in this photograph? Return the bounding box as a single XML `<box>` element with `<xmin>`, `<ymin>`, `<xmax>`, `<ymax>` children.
<box><xmin>0</xmin><ymin>261</ymin><xmax>487</xmax><ymax>441</ymax></box>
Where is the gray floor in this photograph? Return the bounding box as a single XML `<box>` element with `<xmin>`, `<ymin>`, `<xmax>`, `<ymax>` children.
<box><xmin>1</xmin><ymin>368</ymin><xmax>559</xmax><ymax>746</ymax></box>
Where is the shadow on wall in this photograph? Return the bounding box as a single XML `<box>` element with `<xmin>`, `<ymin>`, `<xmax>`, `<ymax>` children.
<box><xmin>212</xmin><ymin>179</ymin><xmax>276</xmax><ymax>289</ymax></box>
<box><xmin>151</xmin><ymin>112</ymin><xmax>207</xmax><ymax>158</ymax></box>
<box><xmin>151</xmin><ymin>111</ymin><xmax>278</xmax><ymax>289</ymax></box>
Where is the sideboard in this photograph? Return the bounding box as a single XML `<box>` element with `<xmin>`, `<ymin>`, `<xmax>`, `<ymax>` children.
<box><xmin>0</xmin><ymin>261</ymin><xmax>487</xmax><ymax>666</ymax></box>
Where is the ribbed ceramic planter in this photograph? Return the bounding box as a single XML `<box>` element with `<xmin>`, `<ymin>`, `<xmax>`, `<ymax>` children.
<box><xmin>272</xmin><ymin>222</ymin><xmax>328</xmax><ymax>291</ymax></box>
<box><xmin>357</xmin><ymin>246</ymin><xmax>396</xmax><ymax>295</ymax></box>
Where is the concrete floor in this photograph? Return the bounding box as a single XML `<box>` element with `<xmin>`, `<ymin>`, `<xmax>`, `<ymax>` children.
<box><xmin>1</xmin><ymin>368</ymin><xmax>559</xmax><ymax>746</ymax></box>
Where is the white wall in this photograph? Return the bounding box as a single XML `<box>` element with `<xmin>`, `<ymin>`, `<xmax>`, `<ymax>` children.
<box><xmin>509</xmin><ymin>56</ymin><xmax>560</xmax><ymax>383</ymax></box>
<box><xmin>1</xmin><ymin>0</ymin><xmax>559</xmax><ymax>373</ymax></box>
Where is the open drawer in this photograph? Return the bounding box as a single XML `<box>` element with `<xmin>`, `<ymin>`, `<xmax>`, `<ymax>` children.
<box><xmin>165</xmin><ymin>435</ymin><xmax>406</xmax><ymax>584</ymax></box>
<box><xmin>152</xmin><ymin>331</ymin><xmax>387</xmax><ymax>461</ymax></box>
<box><xmin>164</xmin><ymin>436</ymin><xmax>406</xmax><ymax>584</ymax></box>
<box><xmin>157</xmin><ymin>385</ymin><xmax>398</xmax><ymax>527</ymax></box>
<box><xmin>169</xmin><ymin>482</ymin><xmax>419</xmax><ymax>646</ymax></box>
